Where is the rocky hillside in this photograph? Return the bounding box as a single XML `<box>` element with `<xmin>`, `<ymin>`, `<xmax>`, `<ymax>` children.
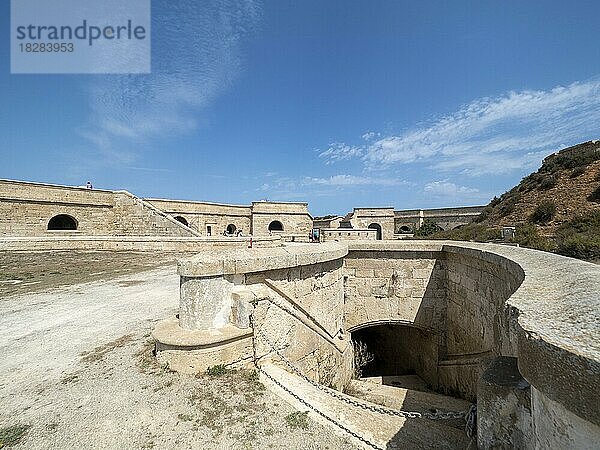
<box><xmin>433</xmin><ymin>140</ymin><xmax>600</xmax><ymax>261</ymax></box>
<box><xmin>477</xmin><ymin>140</ymin><xmax>600</xmax><ymax>233</ymax></box>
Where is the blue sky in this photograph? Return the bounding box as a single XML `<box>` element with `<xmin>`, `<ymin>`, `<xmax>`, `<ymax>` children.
<box><xmin>2</xmin><ymin>1</ymin><xmax>599</xmax><ymax>216</ymax></box>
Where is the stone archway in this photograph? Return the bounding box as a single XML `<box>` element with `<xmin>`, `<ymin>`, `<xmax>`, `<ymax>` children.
<box><xmin>268</xmin><ymin>220</ymin><xmax>284</xmax><ymax>232</ymax></box>
<box><xmin>368</xmin><ymin>223</ymin><xmax>382</xmax><ymax>240</ymax></box>
<box><xmin>351</xmin><ymin>323</ymin><xmax>438</xmax><ymax>388</ymax></box>
<box><xmin>226</xmin><ymin>224</ymin><xmax>237</xmax><ymax>234</ymax></box>
<box><xmin>48</xmin><ymin>214</ymin><xmax>78</xmax><ymax>230</ymax></box>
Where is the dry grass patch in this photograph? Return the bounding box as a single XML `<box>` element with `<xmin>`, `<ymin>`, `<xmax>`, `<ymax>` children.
<box><xmin>0</xmin><ymin>424</ymin><xmax>31</xmax><ymax>448</ymax></box>
<box><xmin>80</xmin><ymin>334</ymin><xmax>134</xmax><ymax>363</ymax></box>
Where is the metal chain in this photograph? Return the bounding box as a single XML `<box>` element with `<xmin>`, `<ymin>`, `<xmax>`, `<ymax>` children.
<box><xmin>254</xmin><ymin>326</ymin><xmax>471</xmax><ymax>422</ymax></box>
<box><xmin>465</xmin><ymin>404</ymin><xmax>477</xmax><ymax>438</ymax></box>
<box><xmin>249</xmin><ymin>314</ymin><xmax>383</xmax><ymax>450</ymax></box>
<box><xmin>259</xmin><ymin>366</ymin><xmax>384</xmax><ymax>450</ymax></box>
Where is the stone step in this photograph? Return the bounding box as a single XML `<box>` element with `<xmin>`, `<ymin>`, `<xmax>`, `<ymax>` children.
<box><xmin>347</xmin><ymin>377</ymin><xmax>472</xmax><ymax>431</ymax></box>
<box><xmin>260</xmin><ymin>363</ymin><xmax>474</xmax><ymax>450</ymax></box>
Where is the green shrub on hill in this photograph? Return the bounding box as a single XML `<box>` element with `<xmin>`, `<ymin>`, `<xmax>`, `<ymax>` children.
<box><xmin>588</xmin><ymin>185</ymin><xmax>600</xmax><ymax>203</ymax></box>
<box><xmin>511</xmin><ymin>224</ymin><xmax>555</xmax><ymax>252</ymax></box>
<box><xmin>529</xmin><ymin>200</ymin><xmax>556</xmax><ymax>224</ymax></box>
<box><xmin>539</xmin><ymin>175</ymin><xmax>557</xmax><ymax>190</ymax></box>
<box><xmin>570</xmin><ymin>166</ymin><xmax>586</xmax><ymax>178</ymax></box>
<box><xmin>555</xmin><ymin>211</ymin><xmax>600</xmax><ymax>260</ymax></box>
<box><xmin>429</xmin><ymin>223</ymin><xmax>501</xmax><ymax>242</ymax></box>
<box><xmin>414</xmin><ymin>219</ymin><xmax>442</xmax><ymax>237</ymax></box>
<box><xmin>542</xmin><ymin>144</ymin><xmax>600</xmax><ymax>173</ymax></box>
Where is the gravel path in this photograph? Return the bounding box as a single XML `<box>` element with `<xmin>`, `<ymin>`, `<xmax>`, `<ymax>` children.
<box><xmin>0</xmin><ymin>261</ymin><xmax>359</xmax><ymax>449</ymax></box>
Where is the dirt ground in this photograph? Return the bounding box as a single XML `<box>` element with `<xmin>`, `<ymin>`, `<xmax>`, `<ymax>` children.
<box><xmin>0</xmin><ymin>251</ymin><xmax>358</xmax><ymax>449</ymax></box>
<box><xmin>0</xmin><ymin>251</ymin><xmax>195</xmax><ymax>298</ymax></box>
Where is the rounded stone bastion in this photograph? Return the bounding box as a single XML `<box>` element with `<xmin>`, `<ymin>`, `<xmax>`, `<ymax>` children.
<box><xmin>152</xmin><ymin>240</ymin><xmax>600</xmax><ymax>449</ymax></box>
<box><xmin>152</xmin><ymin>242</ymin><xmax>354</xmax><ymax>391</ymax></box>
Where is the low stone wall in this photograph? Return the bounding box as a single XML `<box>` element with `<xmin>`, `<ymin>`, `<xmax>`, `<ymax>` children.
<box><xmin>0</xmin><ymin>235</ymin><xmax>281</xmax><ymax>252</ymax></box>
<box><xmin>321</xmin><ymin>228</ymin><xmax>377</xmax><ymax>242</ymax></box>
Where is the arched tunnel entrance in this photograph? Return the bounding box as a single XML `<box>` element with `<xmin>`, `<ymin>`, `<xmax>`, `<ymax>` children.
<box><xmin>351</xmin><ymin>323</ymin><xmax>439</xmax><ymax>391</ymax></box>
<box><xmin>367</xmin><ymin>223</ymin><xmax>382</xmax><ymax>240</ymax></box>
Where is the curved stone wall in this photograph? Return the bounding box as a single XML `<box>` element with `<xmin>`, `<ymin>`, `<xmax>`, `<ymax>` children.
<box><xmin>153</xmin><ymin>240</ymin><xmax>599</xmax><ymax>448</ymax></box>
<box><xmin>344</xmin><ymin>241</ymin><xmax>599</xmax><ymax>448</ymax></box>
<box><xmin>154</xmin><ymin>242</ymin><xmax>353</xmax><ymax>389</ymax></box>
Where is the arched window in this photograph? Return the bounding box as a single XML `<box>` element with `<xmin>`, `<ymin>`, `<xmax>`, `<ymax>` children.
<box><xmin>48</xmin><ymin>214</ymin><xmax>78</xmax><ymax>230</ymax></box>
<box><xmin>174</xmin><ymin>216</ymin><xmax>189</xmax><ymax>227</ymax></box>
<box><xmin>368</xmin><ymin>223</ymin><xmax>382</xmax><ymax>240</ymax></box>
<box><xmin>268</xmin><ymin>220</ymin><xmax>284</xmax><ymax>232</ymax></box>
<box><xmin>226</xmin><ymin>224</ymin><xmax>237</xmax><ymax>234</ymax></box>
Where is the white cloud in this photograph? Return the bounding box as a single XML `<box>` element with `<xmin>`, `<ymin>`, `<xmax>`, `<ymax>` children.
<box><xmin>303</xmin><ymin>174</ymin><xmax>407</xmax><ymax>187</ymax></box>
<box><xmin>319</xmin><ymin>79</ymin><xmax>600</xmax><ymax>176</ymax></box>
<box><xmin>361</xmin><ymin>131</ymin><xmax>379</xmax><ymax>141</ymax></box>
<box><xmin>318</xmin><ymin>143</ymin><xmax>364</xmax><ymax>164</ymax></box>
<box><xmin>423</xmin><ymin>180</ymin><xmax>491</xmax><ymax>203</ymax></box>
<box><xmin>80</xmin><ymin>0</ymin><xmax>261</xmax><ymax>162</ymax></box>
<box><xmin>253</xmin><ymin>173</ymin><xmax>409</xmax><ymax>203</ymax></box>
<box><xmin>424</xmin><ymin>180</ymin><xmax>478</xmax><ymax>196</ymax></box>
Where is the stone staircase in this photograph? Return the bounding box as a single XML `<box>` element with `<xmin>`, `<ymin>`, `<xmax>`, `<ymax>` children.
<box><xmin>260</xmin><ymin>363</ymin><xmax>474</xmax><ymax>450</ymax></box>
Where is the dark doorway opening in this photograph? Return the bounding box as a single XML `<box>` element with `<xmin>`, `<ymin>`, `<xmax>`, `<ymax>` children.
<box><xmin>268</xmin><ymin>220</ymin><xmax>284</xmax><ymax>232</ymax></box>
<box><xmin>368</xmin><ymin>223</ymin><xmax>382</xmax><ymax>240</ymax></box>
<box><xmin>351</xmin><ymin>323</ymin><xmax>438</xmax><ymax>390</ymax></box>
<box><xmin>226</xmin><ymin>224</ymin><xmax>237</xmax><ymax>234</ymax></box>
<box><xmin>174</xmin><ymin>216</ymin><xmax>188</xmax><ymax>227</ymax></box>
<box><xmin>48</xmin><ymin>214</ymin><xmax>78</xmax><ymax>230</ymax></box>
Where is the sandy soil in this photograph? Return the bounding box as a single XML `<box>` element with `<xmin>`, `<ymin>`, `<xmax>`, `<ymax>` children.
<box><xmin>0</xmin><ymin>254</ymin><xmax>358</xmax><ymax>449</ymax></box>
<box><xmin>0</xmin><ymin>251</ymin><xmax>192</xmax><ymax>298</ymax></box>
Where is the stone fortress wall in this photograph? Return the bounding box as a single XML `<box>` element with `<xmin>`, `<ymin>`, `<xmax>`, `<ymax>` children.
<box><xmin>0</xmin><ymin>179</ymin><xmax>196</xmax><ymax>237</ymax></box>
<box><xmin>315</xmin><ymin>205</ymin><xmax>486</xmax><ymax>240</ymax></box>
<box><xmin>350</xmin><ymin>207</ymin><xmax>396</xmax><ymax>240</ymax></box>
<box><xmin>250</xmin><ymin>201</ymin><xmax>313</xmax><ymax>240</ymax></box>
<box><xmin>0</xmin><ymin>179</ymin><xmax>313</xmax><ymax>245</ymax></box>
<box><xmin>1</xmin><ymin>178</ymin><xmax>482</xmax><ymax>246</ymax></box>
<box><xmin>393</xmin><ymin>205</ymin><xmax>486</xmax><ymax>231</ymax></box>
<box><xmin>144</xmin><ymin>198</ymin><xmax>252</xmax><ymax>236</ymax></box>
<box><xmin>154</xmin><ymin>240</ymin><xmax>600</xmax><ymax>449</ymax></box>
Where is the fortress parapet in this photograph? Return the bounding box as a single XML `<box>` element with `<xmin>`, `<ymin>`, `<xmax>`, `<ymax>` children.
<box><xmin>153</xmin><ymin>240</ymin><xmax>600</xmax><ymax>449</ymax></box>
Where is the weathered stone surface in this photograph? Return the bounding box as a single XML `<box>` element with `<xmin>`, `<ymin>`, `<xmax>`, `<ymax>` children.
<box><xmin>152</xmin><ymin>317</ymin><xmax>254</xmax><ymax>374</ymax></box>
<box><xmin>0</xmin><ymin>179</ymin><xmax>314</xmax><ymax>240</ymax></box>
<box><xmin>478</xmin><ymin>357</ymin><xmax>532</xmax><ymax>449</ymax></box>
<box><xmin>530</xmin><ymin>385</ymin><xmax>600</xmax><ymax>449</ymax></box>
<box><xmin>179</xmin><ymin>276</ymin><xmax>237</xmax><ymax>330</ymax></box>
<box><xmin>230</xmin><ymin>288</ymin><xmax>254</xmax><ymax>329</ymax></box>
<box><xmin>153</xmin><ymin>239</ymin><xmax>600</xmax><ymax>448</ymax></box>
<box><xmin>177</xmin><ymin>242</ymin><xmax>348</xmax><ymax>277</ymax></box>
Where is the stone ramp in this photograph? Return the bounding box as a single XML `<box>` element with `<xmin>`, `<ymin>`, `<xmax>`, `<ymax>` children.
<box><xmin>260</xmin><ymin>363</ymin><xmax>473</xmax><ymax>450</ymax></box>
<box><xmin>347</xmin><ymin>378</ymin><xmax>471</xmax><ymax>433</ymax></box>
